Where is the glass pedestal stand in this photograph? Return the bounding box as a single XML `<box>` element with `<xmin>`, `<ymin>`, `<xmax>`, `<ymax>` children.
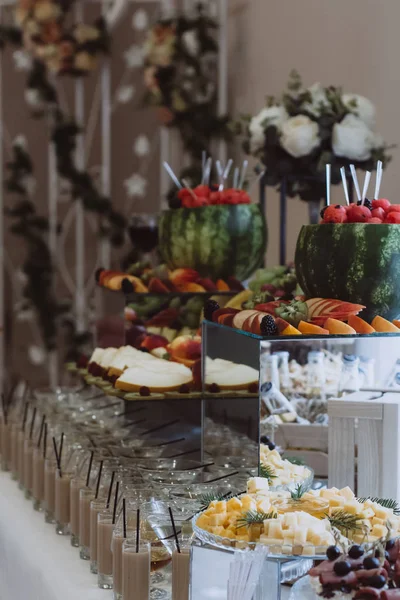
<box><xmin>254</xmin><ymin>557</ymin><xmax>314</xmax><ymax>600</ymax></box>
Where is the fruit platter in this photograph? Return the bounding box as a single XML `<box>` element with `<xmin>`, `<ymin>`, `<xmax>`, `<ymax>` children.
<box><xmin>76</xmin><ymin>341</ymin><xmax>260</xmax><ymax>400</ymax></box>
<box><xmin>291</xmin><ymin>537</ymin><xmax>400</xmax><ymax>599</ymax></box>
<box><xmin>193</xmin><ymin>476</ymin><xmax>400</xmax><ymax>558</ymax></box>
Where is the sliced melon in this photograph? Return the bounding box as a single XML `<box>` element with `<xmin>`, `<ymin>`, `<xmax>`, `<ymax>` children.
<box><xmin>371</xmin><ymin>316</ymin><xmax>400</xmax><ymax>333</ymax></box>
<box><xmin>115</xmin><ymin>363</ymin><xmax>193</xmax><ymax>392</ymax></box>
<box><xmin>347</xmin><ymin>315</ymin><xmax>376</xmax><ymax>334</ymax></box>
<box><xmin>324</xmin><ymin>318</ymin><xmax>356</xmax><ymax>335</ymax></box>
<box><xmin>205</xmin><ymin>359</ymin><xmax>259</xmax><ymax>390</ymax></box>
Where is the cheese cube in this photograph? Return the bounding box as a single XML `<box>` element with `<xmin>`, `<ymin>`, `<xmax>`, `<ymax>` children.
<box><xmin>268</xmin><ymin>521</ymin><xmax>283</xmax><ymax>539</ymax></box>
<box><xmin>302</xmin><ymin>545</ymin><xmax>315</xmax><ymax>556</ymax></box>
<box><xmin>340</xmin><ymin>486</ymin><xmax>355</xmax><ymax>500</ymax></box>
<box><xmin>214</xmin><ymin>501</ymin><xmax>227</xmax><ymax>513</ymax></box>
<box><xmin>328</xmin><ymin>496</ymin><xmax>345</xmax><ymax>508</ymax></box>
<box><xmin>247</xmin><ymin>477</ymin><xmax>270</xmax><ymax>494</ymax></box>
<box><xmin>374</xmin><ymin>506</ymin><xmax>391</xmax><ymax>520</ymax></box>
<box><xmin>293</xmin><ymin>528</ymin><xmax>307</xmax><ymax>545</ymax></box>
<box><xmin>210</xmin><ymin>526</ymin><xmax>225</xmax><ymax>536</ymax></box>
<box><xmin>241</xmin><ymin>496</ymin><xmax>257</xmax><ymax>512</ymax></box>
<box><xmin>209</xmin><ymin>513</ymin><xmax>227</xmax><ymax>526</ymax></box>
<box><xmin>196</xmin><ymin>514</ymin><xmax>211</xmax><ymax>529</ymax></box>
<box><xmin>227</xmin><ymin>497</ymin><xmax>242</xmax><ymax>512</ymax></box>
<box><xmin>371</xmin><ymin>517</ymin><xmax>384</xmax><ymax>526</ymax></box>
<box><xmin>320</xmin><ymin>489</ymin><xmax>338</xmax><ymax>500</ymax></box>
<box><xmin>282</xmin><ymin>544</ymin><xmax>293</xmax><ymax>555</ymax></box>
<box><xmin>257</xmin><ymin>499</ymin><xmax>272</xmax><ymax>514</ymax></box>
<box><xmin>359</xmin><ymin>508</ymin><xmax>374</xmax><ymax>519</ymax></box>
<box><xmin>260</xmin><ymin>537</ymin><xmax>285</xmax><ymax>546</ymax></box>
<box><xmin>223</xmin><ymin>529</ymin><xmax>236</xmax><ymax>539</ymax></box>
<box><xmin>344</xmin><ymin>501</ymin><xmax>361</xmax><ymax>515</ymax></box>
<box><xmin>283</xmin><ymin>513</ymin><xmax>298</xmax><ymax>528</ymax></box>
<box><xmin>371</xmin><ymin>524</ymin><xmax>387</xmax><ymax>538</ymax></box>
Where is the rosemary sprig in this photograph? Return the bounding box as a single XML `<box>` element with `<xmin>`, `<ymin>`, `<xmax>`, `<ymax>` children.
<box><xmin>236</xmin><ymin>509</ymin><xmax>277</xmax><ymax>530</ymax></box>
<box><xmin>198</xmin><ymin>491</ymin><xmax>232</xmax><ymax>512</ymax></box>
<box><xmin>290</xmin><ymin>483</ymin><xmax>308</xmax><ymax>500</ymax></box>
<box><xmin>356</xmin><ymin>497</ymin><xmax>400</xmax><ymax>516</ymax></box>
<box><xmin>327</xmin><ymin>510</ymin><xmax>363</xmax><ymax>533</ymax></box>
<box><xmin>259</xmin><ymin>463</ymin><xmax>277</xmax><ymax>484</ymax></box>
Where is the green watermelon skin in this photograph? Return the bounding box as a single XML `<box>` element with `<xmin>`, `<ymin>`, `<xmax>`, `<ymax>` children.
<box><xmin>295</xmin><ymin>223</ymin><xmax>400</xmax><ymax>320</ymax></box>
<box><xmin>159</xmin><ymin>204</ymin><xmax>267</xmax><ymax>281</ymax></box>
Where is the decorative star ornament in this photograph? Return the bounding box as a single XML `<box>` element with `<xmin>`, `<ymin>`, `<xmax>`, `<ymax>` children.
<box><xmin>123</xmin><ymin>173</ymin><xmax>147</xmax><ymax>198</ymax></box>
<box><xmin>133</xmin><ymin>135</ymin><xmax>150</xmax><ymax>157</ymax></box>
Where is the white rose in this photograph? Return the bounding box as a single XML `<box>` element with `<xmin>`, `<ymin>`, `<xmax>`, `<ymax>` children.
<box><xmin>302</xmin><ymin>82</ymin><xmax>330</xmax><ymax>117</ymax></box>
<box><xmin>342</xmin><ymin>93</ymin><xmax>376</xmax><ymax>128</ymax></box>
<box><xmin>249</xmin><ymin>105</ymin><xmax>288</xmax><ymax>153</ymax></box>
<box><xmin>280</xmin><ymin>115</ymin><xmax>320</xmax><ymax>158</ymax></box>
<box><xmin>332</xmin><ymin>114</ymin><xmax>375</xmax><ymax>161</ymax></box>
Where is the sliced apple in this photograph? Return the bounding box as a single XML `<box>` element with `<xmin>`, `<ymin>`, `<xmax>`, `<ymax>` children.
<box><xmin>218</xmin><ymin>313</ymin><xmax>236</xmax><ymax>327</ymax></box>
<box><xmin>251</xmin><ymin>313</ymin><xmax>266</xmax><ymax>335</ymax></box>
<box><xmin>212</xmin><ymin>308</ymin><xmax>239</xmax><ymax>323</ymax></box>
<box><xmin>232</xmin><ymin>310</ymin><xmax>259</xmax><ymax>330</ymax></box>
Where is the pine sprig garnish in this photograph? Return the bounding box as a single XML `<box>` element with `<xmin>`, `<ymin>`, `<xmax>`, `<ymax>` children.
<box><xmin>259</xmin><ymin>463</ymin><xmax>277</xmax><ymax>484</ymax></box>
<box><xmin>198</xmin><ymin>491</ymin><xmax>232</xmax><ymax>512</ymax></box>
<box><xmin>285</xmin><ymin>456</ymin><xmax>305</xmax><ymax>466</ymax></box>
<box><xmin>327</xmin><ymin>510</ymin><xmax>363</xmax><ymax>533</ymax></box>
<box><xmin>236</xmin><ymin>509</ymin><xmax>277</xmax><ymax>530</ymax></box>
<box><xmin>290</xmin><ymin>483</ymin><xmax>308</xmax><ymax>500</ymax></box>
<box><xmin>356</xmin><ymin>497</ymin><xmax>400</xmax><ymax>516</ymax></box>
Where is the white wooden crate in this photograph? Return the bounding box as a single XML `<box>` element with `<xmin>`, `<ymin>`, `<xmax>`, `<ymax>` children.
<box><xmin>328</xmin><ymin>391</ymin><xmax>400</xmax><ymax>499</ymax></box>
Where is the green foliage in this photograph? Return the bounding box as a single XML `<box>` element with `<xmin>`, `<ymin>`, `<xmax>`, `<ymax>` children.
<box><xmin>327</xmin><ymin>510</ymin><xmax>362</xmax><ymax>533</ymax></box>
<box><xmin>290</xmin><ymin>483</ymin><xmax>308</xmax><ymax>500</ymax></box>
<box><xmin>357</xmin><ymin>497</ymin><xmax>400</xmax><ymax>516</ymax></box>
<box><xmin>259</xmin><ymin>463</ymin><xmax>277</xmax><ymax>484</ymax></box>
<box><xmin>236</xmin><ymin>509</ymin><xmax>277</xmax><ymax>530</ymax></box>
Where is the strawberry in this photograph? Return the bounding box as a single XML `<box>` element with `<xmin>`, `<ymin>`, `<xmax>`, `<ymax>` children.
<box><xmin>367</xmin><ymin>217</ymin><xmax>383</xmax><ymax>223</ymax></box>
<box><xmin>385</xmin><ymin>212</ymin><xmax>400</xmax><ymax>224</ymax></box>
<box><xmin>193</xmin><ymin>185</ymin><xmax>210</xmax><ymax>198</ymax></box>
<box><xmin>372</xmin><ymin>198</ymin><xmax>391</xmax><ymax>211</ymax></box>
<box><xmin>322</xmin><ymin>205</ymin><xmax>347</xmax><ymax>223</ymax></box>
<box><xmin>371</xmin><ymin>207</ymin><xmax>385</xmax><ymax>220</ymax></box>
<box><xmin>209</xmin><ymin>191</ymin><xmax>221</xmax><ymax>205</ymax></box>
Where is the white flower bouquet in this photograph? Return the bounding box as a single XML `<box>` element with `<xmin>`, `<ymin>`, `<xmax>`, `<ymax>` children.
<box><xmin>238</xmin><ymin>70</ymin><xmax>392</xmax><ymax>203</ymax></box>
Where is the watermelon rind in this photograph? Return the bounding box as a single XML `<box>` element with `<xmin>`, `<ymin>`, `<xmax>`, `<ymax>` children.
<box><xmin>295</xmin><ymin>223</ymin><xmax>400</xmax><ymax>320</ymax></box>
<box><xmin>159</xmin><ymin>205</ymin><xmax>267</xmax><ymax>281</ymax></box>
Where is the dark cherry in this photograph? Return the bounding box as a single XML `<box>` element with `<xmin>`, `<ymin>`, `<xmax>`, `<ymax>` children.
<box><xmin>348</xmin><ymin>545</ymin><xmax>364</xmax><ymax>559</ymax></box>
<box><xmin>268</xmin><ymin>442</ymin><xmax>276</xmax><ymax>450</ymax></box>
<box><xmin>208</xmin><ymin>383</ymin><xmax>220</xmax><ymax>394</ymax></box>
<box><xmin>333</xmin><ymin>560</ymin><xmax>351</xmax><ymax>576</ymax></box>
<box><xmin>326</xmin><ymin>545</ymin><xmax>341</xmax><ymax>561</ymax></box>
<box><xmin>139</xmin><ymin>386</ymin><xmax>151</xmax><ymax>397</ymax></box>
<box><xmin>363</xmin><ymin>556</ymin><xmax>380</xmax><ymax>570</ymax></box>
<box><xmin>366</xmin><ymin>574</ymin><xmax>386</xmax><ymax>589</ymax></box>
<box><xmin>386</xmin><ymin>539</ymin><xmax>396</xmax><ymax>550</ymax></box>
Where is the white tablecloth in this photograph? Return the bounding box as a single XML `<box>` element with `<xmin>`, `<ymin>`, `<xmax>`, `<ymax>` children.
<box><xmin>0</xmin><ymin>471</ymin><xmax>113</xmax><ymax>600</ymax></box>
<box><xmin>0</xmin><ymin>471</ymin><xmax>291</xmax><ymax>600</ymax></box>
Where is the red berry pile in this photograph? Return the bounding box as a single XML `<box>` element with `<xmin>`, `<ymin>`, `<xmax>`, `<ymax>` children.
<box><xmin>321</xmin><ymin>199</ymin><xmax>400</xmax><ymax>224</ymax></box>
<box><xmin>177</xmin><ymin>185</ymin><xmax>251</xmax><ymax>209</ymax></box>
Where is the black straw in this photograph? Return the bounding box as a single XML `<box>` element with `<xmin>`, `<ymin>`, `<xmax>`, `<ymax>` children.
<box><xmin>206</xmin><ymin>471</ymin><xmax>239</xmax><ymax>484</ymax></box>
<box><xmin>167</xmin><ymin>447</ymin><xmax>200</xmax><ymax>459</ymax></box>
<box><xmin>58</xmin><ymin>432</ymin><xmax>64</xmax><ymax>468</ymax></box>
<box><xmin>151</xmin><ymin>437</ymin><xmax>185</xmax><ymax>448</ymax></box>
<box><xmin>168</xmin><ymin>507</ymin><xmax>180</xmax><ymax>553</ymax></box>
<box><xmin>43</xmin><ymin>423</ymin><xmax>47</xmax><ymax>458</ymax></box>
<box><xmin>136</xmin><ymin>509</ymin><xmax>140</xmax><ymax>553</ymax></box>
<box><xmin>29</xmin><ymin>407</ymin><xmax>37</xmax><ymax>440</ymax></box>
<box><xmin>112</xmin><ymin>480</ymin><xmax>120</xmax><ymax>524</ymax></box>
<box><xmin>140</xmin><ymin>419</ymin><xmax>180</xmax><ymax>436</ymax></box>
<box><xmin>37</xmin><ymin>415</ymin><xmax>46</xmax><ymax>448</ymax></box>
<box><xmin>21</xmin><ymin>402</ymin><xmax>29</xmax><ymax>432</ymax></box>
<box><xmin>86</xmin><ymin>451</ymin><xmax>94</xmax><ymax>487</ymax></box>
<box><xmin>106</xmin><ymin>471</ymin><xmax>115</xmax><ymax>508</ymax></box>
<box><xmin>122</xmin><ymin>498</ymin><xmax>127</xmax><ymax>538</ymax></box>
<box><xmin>95</xmin><ymin>460</ymin><xmax>104</xmax><ymax>499</ymax></box>
<box><xmin>52</xmin><ymin>436</ymin><xmax>61</xmax><ymax>475</ymax></box>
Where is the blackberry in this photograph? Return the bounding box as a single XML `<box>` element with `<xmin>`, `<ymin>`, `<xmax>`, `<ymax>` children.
<box><xmin>204</xmin><ymin>299</ymin><xmax>220</xmax><ymax>321</ymax></box>
<box><xmin>357</xmin><ymin>198</ymin><xmax>373</xmax><ymax>210</ymax></box>
<box><xmin>326</xmin><ymin>545</ymin><xmax>341</xmax><ymax>561</ymax></box>
<box><xmin>121</xmin><ymin>278</ymin><xmax>134</xmax><ymax>294</ymax></box>
<box><xmin>333</xmin><ymin>560</ymin><xmax>351</xmax><ymax>576</ymax></box>
<box><xmin>208</xmin><ymin>383</ymin><xmax>220</xmax><ymax>393</ymax></box>
<box><xmin>260</xmin><ymin>315</ymin><xmax>278</xmax><ymax>336</ymax></box>
<box><xmin>348</xmin><ymin>544</ymin><xmax>364</xmax><ymax>559</ymax></box>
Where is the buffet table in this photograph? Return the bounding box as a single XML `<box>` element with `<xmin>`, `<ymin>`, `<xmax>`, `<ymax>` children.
<box><xmin>0</xmin><ymin>471</ymin><xmax>292</xmax><ymax>600</ymax></box>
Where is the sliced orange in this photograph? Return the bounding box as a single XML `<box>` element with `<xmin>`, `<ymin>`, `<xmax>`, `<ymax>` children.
<box><xmin>298</xmin><ymin>321</ymin><xmax>329</xmax><ymax>335</ymax></box>
<box><xmin>347</xmin><ymin>314</ymin><xmax>376</xmax><ymax>334</ymax></box>
<box><xmin>393</xmin><ymin>320</ymin><xmax>400</xmax><ymax>328</ymax></box>
<box><xmin>324</xmin><ymin>318</ymin><xmax>356</xmax><ymax>335</ymax></box>
<box><xmin>371</xmin><ymin>316</ymin><xmax>400</xmax><ymax>333</ymax></box>
<box><xmin>177</xmin><ymin>282</ymin><xmax>206</xmax><ymax>293</ymax></box>
<box><xmin>281</xmin><ymin>324</ymin><xmax>302</xmax><ymax>336</ymax></box>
